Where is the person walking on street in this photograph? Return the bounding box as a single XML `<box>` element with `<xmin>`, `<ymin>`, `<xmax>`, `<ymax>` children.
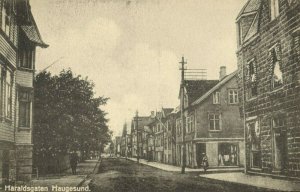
<box><xmin>202</xmin><ymin>153</ymin><xmax>209</xmax><ymax>173</ymax></box>
<box><xmin>70</xmin><ymin>152</ymin><xmax>79</xmax><ymax>175</ymax></box>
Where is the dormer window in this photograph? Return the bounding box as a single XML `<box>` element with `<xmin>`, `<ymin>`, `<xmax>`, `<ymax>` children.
<box><xmin>270</xmin><ymin>0</ymin><xmax>279</xmax><ymax>20</ymax></box>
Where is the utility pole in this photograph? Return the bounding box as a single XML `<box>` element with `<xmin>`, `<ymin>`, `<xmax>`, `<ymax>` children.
<box><xmin>179</xmin><ymin>56</ymin><xmax>187</xmax><ymax>174</ymax></box>
<box><xmin>135</xmin><ymin>111</ymin><xmax>140</xmax><ymax>163</ymax></box>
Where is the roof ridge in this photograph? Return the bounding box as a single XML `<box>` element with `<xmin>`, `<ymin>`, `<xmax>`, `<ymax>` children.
<box><xmin>191</xmin><ymin>71</ymin><xmax>238</xmax><ymax>106</ymax></box>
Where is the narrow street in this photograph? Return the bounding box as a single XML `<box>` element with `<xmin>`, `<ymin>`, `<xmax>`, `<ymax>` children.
<box><xmin>89</xmin><ymin>158</ymin><xmax>276</xmax><ymax>192</ymax></box>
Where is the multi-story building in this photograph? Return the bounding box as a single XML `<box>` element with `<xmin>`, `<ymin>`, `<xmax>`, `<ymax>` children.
<box><xmin>236</xmin><ymin>0</ymin><xmax>300</xmax><ymax>177</ymax></box>
<box><xmin>131</xmin><ymin>114</ymin><xmax>153</xmax><ymax>158</ymax></box>
<box><xmin>0</xmin><ymin>0</ymin><xmax>47</xmax><ymax>186</ymax></box>
<box><xmin>176</xmin><ymin>78</ymin><xmax>218</xmax><ymax>166</ymax></box>
<box><xmin>189</xmin><ymin>68</ymin><xmax>244</xmax><ymax>168</ymax></box>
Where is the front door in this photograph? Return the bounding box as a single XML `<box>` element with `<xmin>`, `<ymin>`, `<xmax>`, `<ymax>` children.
<box><xmin>273</xmin><ymin>131</ymin><xmax>288</xmax><ymax>171</ymax></box>
<box><xmin>196</xmin><ymin>143</ymin><xmax>206</xmax><ymax>168</ymax></box>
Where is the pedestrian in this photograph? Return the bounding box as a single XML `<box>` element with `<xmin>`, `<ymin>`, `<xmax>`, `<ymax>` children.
<box><xmin>202</xmin><ymin>153</ymin><xmax>209</xmax><ymax>172</ymax></box>
<box><xmin>70</xmin><ymin>152</ymin><xmax>79</xmax><ymax>175</ymax></box>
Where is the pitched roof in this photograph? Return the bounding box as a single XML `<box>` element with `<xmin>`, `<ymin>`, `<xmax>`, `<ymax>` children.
<box><xmin>184</xmin><ymin>80</ymin><xmax>219</xmax><ymax>104</ymax></box>
<box><xmin>191</xmin><ymin>71</ymin><xmax>237</xmax><ymax>106</ymax></box>
<box><xmin>21</xmin><ymin>8</ymin><xmax>48</xmax><ymax>48</ymax></box>
<box><xmin>237</xmin><ymin>0</ymin><xmax>261</xmax><ymax>20</ymax></box>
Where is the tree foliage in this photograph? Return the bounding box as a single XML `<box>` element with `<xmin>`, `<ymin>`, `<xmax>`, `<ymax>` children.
<box><xmin>33</xmin><ymin>69</ymin><xmax>111</xmax><ymax>161</ymax></box>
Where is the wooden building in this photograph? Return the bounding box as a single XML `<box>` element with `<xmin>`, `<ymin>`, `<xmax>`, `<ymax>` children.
<box><xmin>0</xmin><ymin>0</ymin><xmax>48</xmax><ymax>186</ymax></box>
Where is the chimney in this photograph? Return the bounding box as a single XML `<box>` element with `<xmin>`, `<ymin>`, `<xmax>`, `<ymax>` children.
<box><xmin>150</xmin><ymin>111</ymin><xmax>155</xmax><ymax>118</ymax></box>
<box><xmin>219</xmin><ymin>66</ymin><xmax>226</xmax><ymax>80</ymax></box>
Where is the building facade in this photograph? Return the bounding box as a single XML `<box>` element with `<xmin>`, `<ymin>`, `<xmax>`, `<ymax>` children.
<box><xmin>176</xmin><ymin>79</ymin><xmax>219</xmax><ymax>167</ymax></box>
<box><xmin>189</xmin><ymin>70</ymin><xmax>244</xmax><ymax>168</ymax></box>
<box><xmin>0</xmin><ymin>0</ymin><xmax>47</xmax><ymax>186</ymax></box>
<box><xmin>236</xmin><ymin>0</ymin><xmax>300</xmax><ymax>177</ymax></box>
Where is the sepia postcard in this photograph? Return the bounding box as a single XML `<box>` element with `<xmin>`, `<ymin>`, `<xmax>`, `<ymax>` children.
<box><xmin>0</xmin><ymin>0</ymin><xmax>300</xmax><ymax>191</ymax></box>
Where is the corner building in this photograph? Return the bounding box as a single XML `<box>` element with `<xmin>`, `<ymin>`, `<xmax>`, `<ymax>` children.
<box><xmin>236</xmin><ymin>0</ymin><xmax>300</xmax><ymax>177</ymax></box>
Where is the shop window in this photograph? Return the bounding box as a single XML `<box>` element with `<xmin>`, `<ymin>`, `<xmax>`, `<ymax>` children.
<box><xmin>218</xmin><ymin>143</ymin><xmax>238</xmax><ymax>166</ymax></box>
<box><xmin>209</xmin><ymin>114</ymin><xmax>221</xmax><ymax>131</ymax></box>
<box><xmin>213</xmin><ymin>92</ymin><xmax>220</xmax><ymax>104</ymax></box>
<box><xmin>19</xmin><ymin>89</ymin><xmax>32</xmax><ymax>128</ymax></box>
<box><xmin>228</xmin><ymin>89</ymin><xmax>238</xmax><ymax>104</ymax></box>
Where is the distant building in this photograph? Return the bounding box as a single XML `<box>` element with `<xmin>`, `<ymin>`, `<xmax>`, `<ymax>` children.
<box><xmin>236</xmin><ymin>0</ymin><xmax>300</xmax><ymax>177</ymax></box>
<box><xmin>131</xmin><ymin>114</ymin><xmax>153</xmax><ymax>158</ymax></box>
<box><xmin>0</xmin><ymin>0</ymin><xmax>48</xmax><ymax>186</ymax></box>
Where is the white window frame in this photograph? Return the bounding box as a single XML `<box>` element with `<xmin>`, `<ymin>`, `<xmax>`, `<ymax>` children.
<box><xmin>228</xmin><ymin>89</ymin><xmax>238</xmax><ymax>104</ymax></box>
<box><xmin>270</xmin><ymin>0</ymin><xmax>279</xmax><ymax>20</ymax></box>
<box><xmin>213</xmin><ymin>91</ymin><xmax>220</xmax><ymax>104</ymax></box>
<box><xmin>209</xmin><ymin>114</ymin><xmax>221</xmax><ymax>131</ymax></box>
<box><xmin>5</xmin><ymin>70</ymin><xmax>12</xmax><ymax>119</ymax></box>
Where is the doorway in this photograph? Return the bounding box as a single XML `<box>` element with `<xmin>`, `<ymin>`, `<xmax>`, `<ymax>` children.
<box><xmin>273</xmin><ymin>131</ymin><xmax>288</xmax><ymax>171</ymax></box>
<box><xmin>196</xmin><ymin>143</ymin><xmax>206</xmax><ymax>168</ymax></box>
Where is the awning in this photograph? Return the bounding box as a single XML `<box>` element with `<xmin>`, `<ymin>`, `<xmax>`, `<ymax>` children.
<box><xmin>21</xmin><ymin>25</ymin><xmax>49</xmax><ymax>48</ymax></box>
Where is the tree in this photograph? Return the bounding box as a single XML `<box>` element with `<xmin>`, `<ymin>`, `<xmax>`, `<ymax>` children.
<box><xmin>33</xmin><ymin>69</ymin><xmax>111</xmax><ymax>173</ymax></box>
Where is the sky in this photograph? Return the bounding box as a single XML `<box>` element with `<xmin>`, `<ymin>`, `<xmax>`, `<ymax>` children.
<box><xmin>30</xmin><ymin>0</ymin><xmax>248</xmax><ymax>136</ymax></box>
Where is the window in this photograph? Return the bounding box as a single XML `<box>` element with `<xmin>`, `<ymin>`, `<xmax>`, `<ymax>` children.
<box><xmin>272</xmin><ymin>61</ymin><xmax>283</xmax><ymax>89</ymax></box>
<box><xmin>270</xmin><ymin>45</ymin><xmax>283</xmax><ymax>89</ymax></box>
<box><xmin>213</xmin><ymin>92</ymin><xmax>220</xmax><ymax>104</ymax></box>
<box><xmin>247</xmin><ymin>60</ymin><xmax>258</xmax><ymax>99</ymax></box>
<box><xmin>270</xmin><ymin>0</ymin><xmax>279</xmax><ymax>20</ymax></box>
<box><xmin>1</xmin><ymin>0</ymin><xmax>11</xmax><ymax>36</ymax></box>
<box><xmin>19</xmin><ymin>48</ymin><xmax>34</xmax><ymax>69</ymax></box>
<box><xmin>176</xmin><ymin>119</ymin><xmax>182</xmax><ymax>136</ymax></box>
<box><xmin>168</xmin><ymin>138</ymin><xmax>171</xmax><ymax>149</ymax></box>
<box><xmin>228</xmin><ymin>89</ymin><xmax>238</xmax><ymax>104</ymax></box>
<box><xmin>5</xmin><ymin>70</ymin><xmax>12</xmax><ymax>119</ymax></box>
<box><xmin>209</xmin><ymin>114</ymin><xmax>221</xmax><ymax>131</ymax></box>
<box><xmin>186</xmin><ymin>116</ymin><xmax>194</xmax><ymax>133</ymax></box>
<box><xmin>19</xmin><ymin>90</ymin><xmax>32</xmax><ymax>127</ymax></box>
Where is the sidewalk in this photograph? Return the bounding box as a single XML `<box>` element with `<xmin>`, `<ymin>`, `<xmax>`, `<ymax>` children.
<box><xmin>127</xmin><ymin>157</ymin><xmax>243</xmax><ymax>173</ymax></box>
<box><xmin>30</xmin><ymin>159</ymin><xmax>100</xmax><ymax>189</ymax></box>
<box><xmin>200</xmin><ymin>172</ymin><xmax>300</xmax><ymax>192</ymax></box>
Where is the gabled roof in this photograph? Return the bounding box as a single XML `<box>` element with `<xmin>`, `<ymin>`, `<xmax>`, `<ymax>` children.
<box><xmin>19</xmin><ymin>2</ymin><xmax>48</xmax><ymax>48</ymax></box>
<box><xmin>237</xmin><ymin>0</ymin><xmax>261</xmax><ymax>20</ymax></box>
<box><xmin>184</xmin><ymin>80</ymin><xmax>219</xmax><ymax>104</ymax></box>
<box><xmin>191</xmin><ymin>71</ymin><xmax>237</xmax><ymax>106</ymax></box>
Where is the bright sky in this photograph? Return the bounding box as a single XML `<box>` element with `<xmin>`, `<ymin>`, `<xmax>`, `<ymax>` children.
<box><xmin>30</xmin><ymin>0</ymin><xmax>247</xmax><ymax>136</ymax></box>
